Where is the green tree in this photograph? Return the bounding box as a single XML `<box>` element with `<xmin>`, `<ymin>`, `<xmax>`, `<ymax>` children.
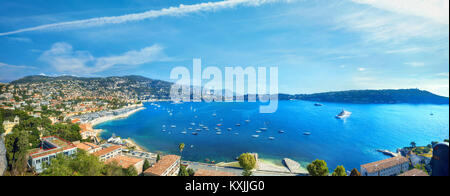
<box><xmin>124</xmin><ymin>166</ymin><xmax>138</xmax><ymax>176</ymax></box>
<box><xmin>143</xmin><ymin>159</ymin><xmax>151</xmax><ymax>171</ymax></box>
<box><xmin>349</xmin><ymin>168</ymin><xmax>361</xmax><ymax>176</ymax></box>
<box><xmin>187</xmin><ymin>168</ymin><xmax>195</xmax><ymax>176</ymax></box>
<box><xmin>331</xmin><ymin>165</ymin><xmax>347</xmax><ymax>176</ymax></box>
<box><xmin>414</xmin><ymin>164</ymin><xmax>428</xmax><ymax>175</ymax></box>
<box><xmin>307</xmin><ymin>159</ymin><xmax>329</xmax><ymax>176</ymax></box>
<box><xmin>41</xmin><ymin>150</ymin><xmax>104</xmax><ymax>176</ymax></box>
<box><xmin>410</xmin><ymin>141</ymin><xmax>416</xmax><ymax>148</ymax></box>
<box><xmin>238</xmin><ymin>153</ymin><xmax>256</xmax><ymax>176</ymax></box>
<box><xmin>178</xmin><ymin>165</ymin><xmax>189</xmax><ymax>176</ymax></box>
<box><xmin>242</xmin><ymin>170</ymin><xmax>252</xmax><ymax>176</ymax></box>
<box><xmin>156</xmin><ymin>154</ymin><xmax>161</xmax><ymax>162</ymax></box>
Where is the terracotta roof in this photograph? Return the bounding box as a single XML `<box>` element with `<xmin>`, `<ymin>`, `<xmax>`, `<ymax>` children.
<box><xmin>93</xmin><ymin>145</ymin><xmax>122</xmax><ymax>157</ymax></box>
<box><xmin>361</xmin><ymin>156</ymin><xmax>409</xmax><ymax>173</ymax></box>
<box><xmin>144</xmin><ymin>155</ymin><xmax>180</xmax><ymax>176</ymax></box>
<box><xmin>194</xmin><ymin>169</ymin><xmax>236</xmax><ymax>176</ymax></box>
<box><xmin>76</xmin><ymin>142</ymin><xmax>100</xmax><ymax>151</ymax></box>
<box><xmin>398</xmin><ymin>169</ymin><xmax>429</xmax><ymax>176</ymax></box>
<box><xmin>106</xmin><ymin>155</ymin><xmax>144</xmax><ymax>169</ymax></box>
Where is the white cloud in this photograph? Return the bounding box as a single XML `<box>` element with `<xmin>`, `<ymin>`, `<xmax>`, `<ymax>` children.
<box><xmin>351</xmin><ymin>0</ymin><xmax>449</xmax><ymax>25</ymax></box>
<box><xmin>0</xmin><ymin>0</ymin><xmax>292</xmax><ymax>36</ymax></box>
<box><xmin>386</xmin><ymin>47</ymin><xmax>422</xmax><ymax>54</ymax></box>
<box><xmin>357</xmin><ymin>67</ymin><xmax>365</xmax><ymax>71</ymax></box>
<box><xmin>405</xmin><ymin>62</ymin><xmax>425</xmax><ymax>67</ymax></box>
<box><xmin>39</xmin><ymin>42</ymin><xmax>167</xmax><ymax>74</ymax></box>
<box><xmin>436</xmin><ymin>72</ymin><xmax>449</xmax><ymax>77</ymax></box>
<box><xmin>335</xmin><ymin>10</ymin><xmax>447</xmax><ymax>43</ymax></box>
<box><xmin>6</xmin><ymin>37</ymin><xmax>32</xmax><ymax>43</ymax></box>
<box><xmin>0</xmin><ymin>62</ymin><xmax>36</xmax><ymax>69</ymax></box>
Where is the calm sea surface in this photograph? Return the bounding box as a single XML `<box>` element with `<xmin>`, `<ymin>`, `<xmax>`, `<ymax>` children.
<box><xmin>96</xmin><ymin>101</ymin><xmax>449</xmax><ymax>171</ymax></box>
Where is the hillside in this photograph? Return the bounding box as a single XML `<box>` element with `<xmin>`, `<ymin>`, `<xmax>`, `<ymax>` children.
<box><xmin>285</xmin><ymin>89</ymin><xmax>449</xmax><ymax>104</ymax></box>
<box><xmin>11</xmin><ymin>75</ymin><xmax>173</xmax><ymax>100</ymax></box>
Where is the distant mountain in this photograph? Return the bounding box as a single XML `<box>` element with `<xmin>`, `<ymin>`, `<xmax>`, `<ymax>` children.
<box><xmin>11</xmin><ymin>75</ymin><xmax>173</xmax><ymax>99</ymax></box>
<box><xmin>283</xmin><ymin>89</ymin><xmax>449</xmax><ymax>104</ymax></box>
<box><xmin>9</xmin><ymin>76</ymin><xmax>449</xmax><ymax>104</ymax></box>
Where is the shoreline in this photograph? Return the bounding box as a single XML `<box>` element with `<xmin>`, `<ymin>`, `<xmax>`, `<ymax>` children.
<box><xmin>90</xmin><ymin>105</ymin><xmax>145</xmax><ymax>127</ymax></box>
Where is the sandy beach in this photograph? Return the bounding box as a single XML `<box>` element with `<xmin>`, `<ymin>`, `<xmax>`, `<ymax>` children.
<box><xmin>90</xmin><ymin>105</ymin><xmax>145</xmax><ymax>127</ymax></box>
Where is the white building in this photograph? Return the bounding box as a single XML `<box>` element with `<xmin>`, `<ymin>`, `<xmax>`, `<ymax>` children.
<box><xmin>361</xmin><ymin>156</ymin><xmax>410</xmax><ymax>176</ymax></box>
<box><xmin>28</xmin><ymin>136</ymin><xmax>78</xmax><ymax>173</ymax></box>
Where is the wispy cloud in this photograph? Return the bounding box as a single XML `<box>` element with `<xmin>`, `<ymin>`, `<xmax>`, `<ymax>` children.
<box><xmin>405</xmin><ymin>62</ymin><xmax>425</xmax><ymax>67</ymax></box>
<box><xmin>386</xmin><ymin>47</ymin><xmax>422</xmax><ymax>54</ymax></box>
<box><xmin>6</xmin><ymin>36</ymin><xmax>32</xmax><ymax>43</ymax></box>
<box><xmin>335</xmin><ymin>0</ymin><xmax>449</xmax><ymax>43</ymax></box>
<box><xmin>357</xmin><ymin>67</ymin><xmax>366</xmax><ymax>71</ymax></box>
<box><xmin>0</xmin><ymin>0</ymin><xmax>292</xmax><ymax>36</ymax></box>
<box><xmin>351</xmin><ymin>0</ymin><xmax>449</xmax><ymax>25</ymax></box>
<box><xmin>0</xmin><ymin>62</ymin><xmax>36</xmax><ymax>69</ymax></box>
<box><xmin>436</xmin><ymin>72</ymin><xmax>449</xmax><ymax>77</ymax></box>
<box><xmin>39</xmin><ymin>42</ymin><xmax>168</xmax><ymax>74</ymax></box>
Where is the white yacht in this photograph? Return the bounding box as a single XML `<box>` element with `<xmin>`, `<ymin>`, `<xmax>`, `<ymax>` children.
<box><xmin>336</xmin><ymin>109</ymin><xmax>352</xmax><ymax>119</ymax></box>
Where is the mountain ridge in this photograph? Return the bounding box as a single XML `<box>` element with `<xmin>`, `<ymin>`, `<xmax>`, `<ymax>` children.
<box><xmin>9</xmin><ymin>75</ymin><xmax>449</xmax><ymax>104</ymax></box>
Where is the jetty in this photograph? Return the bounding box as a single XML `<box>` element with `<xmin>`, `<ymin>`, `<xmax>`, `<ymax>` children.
<box><xmin>376</xmin><ymin>149</ymin><xmax>399</xmax><ymax>157</ymax></box>
<box><xmin>283</xmin><ymin>158</ymin><xmax>304</xmax><ymax>174</ymax></box>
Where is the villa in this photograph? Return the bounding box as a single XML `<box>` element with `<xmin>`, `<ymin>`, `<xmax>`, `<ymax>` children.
<box><xmin>2</xmin><ymin>116</ymin><xmax>19</xmax><ymax>135</ymax></box>
<box><xmin>143</xmin><ymin>155</ymin><xmax>180</xmax><ymax>176</ymax></box>
<box><xmin>28</xmin><ymin>136</ymin><xmax>78</xmax><ymax>173</ymax></box>
<box><xmin>93</xmin><ymin>145</ymin><xmax>122</xmax><ymax>162</ymax></box>
<box><xmin>360</xmin><ymin>156</ymin><xmax>409</xmax><ymax>176</ymax></box>
<box><xmin>75</xmin><ymin>142</ymin><xmax>102</xmax><ymax>154</ymax></box>
<box><xmin>106</xmin><ymin>155</ymin><xmax>145</xmax><ymax>175</ymax></box>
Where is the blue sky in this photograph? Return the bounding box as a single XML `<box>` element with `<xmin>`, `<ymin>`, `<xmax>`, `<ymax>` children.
<box><xmin>0</xmin><ymin>0</ymin><xmax>449</xmax><ymax>96</ymax></box>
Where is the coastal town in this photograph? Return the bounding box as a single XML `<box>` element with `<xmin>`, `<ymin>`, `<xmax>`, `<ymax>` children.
<box><xmin>1</xmin><ymin>75</ymin><xmax>448</xmax><ymax>176</ymax></box>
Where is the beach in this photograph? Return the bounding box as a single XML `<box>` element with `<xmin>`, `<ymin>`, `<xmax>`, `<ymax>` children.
<box><xmin>91</xmin><ymin>106</ymin><xmax>145</xmax><ymax>126</ymax></box>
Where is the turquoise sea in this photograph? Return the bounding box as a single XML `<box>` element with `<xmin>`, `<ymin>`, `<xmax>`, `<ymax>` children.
<box><xmin>96</xmin><ymin>101</ymin><xmax>449</xmax><ymax>171</ymax></box>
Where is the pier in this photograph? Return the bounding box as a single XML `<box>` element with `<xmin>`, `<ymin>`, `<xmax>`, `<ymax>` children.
<box><xmin>283</xmin><ymin>158</ymin><xmax>306</xmax><ymax>174</ymax></box>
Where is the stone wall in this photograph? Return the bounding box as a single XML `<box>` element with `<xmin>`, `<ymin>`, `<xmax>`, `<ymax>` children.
<box><xmin>0</xmin><ymin>136</ymin><xmax>7</xmax><ymax>176</ymax></box>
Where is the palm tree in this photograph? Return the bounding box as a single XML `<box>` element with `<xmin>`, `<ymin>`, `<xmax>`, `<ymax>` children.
<box><xmin>178</xmin><ymin>143</ymin><xmax>185</xmax><ymax>166</ymax></box>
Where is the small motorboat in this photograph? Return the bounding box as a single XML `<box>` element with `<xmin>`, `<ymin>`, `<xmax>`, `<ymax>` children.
<box><xmin>278</xmin><ymin>130</ymin><xmax>285</xmax><ymax>133</ymax></box>
<box><xmin>227</xmin><ymin>128</ymin><xmax>232</xmax><ymax>131</ymax></box>
<box><xmin>192</xmin><ymin>132</ymin><xmax>198</xmax><ymax>135</ymax></box>
<box><xmin>268</xmin><ymin>137</ymin><xmax>275</xmax><ymax>140</ymax></box>
<box><xmin>256</xmin><ymin>130</ymin><xmax>262</xmax><ymax>133</ymax></box>
<box><xmin>216</xmin><ymin>132</ymin><xmax>222</xmax><ymax>135</ymax></box>
<box><xmin>260</xmin><ymin>128</ymin><xmax>268</xmax><ymax>131</ymax></box>
<box><xmin>171</xmin><ymin>125</ymin><xmax>176</xmax><ymax>128</ymax></box>
<box><xmin>314</xmin><ymin>103</ymin><xmax>323</xmax><ymax>106</ymax></box>
<box><xmin>181</xmin><ymin>131</ymin><xmax>187</xmax><ymax>134</ymax></box>
<box><xmin>236</xmin><ymin>124</ymin><xmax>241</xmax><ymax>126</ymax></box>
<box><xmin>245</xmin><ymin>120</ymin><xmax>251</xmax><ymax>123</ymax></box>
<box><xmin>252</xmin><ymin>135</ymin><xmax>260</xmax><ymax>138</ymax></box>
<box><xmin>303</xmin><ymin>132</ymin><xmax>311</xmax><ymax>135</ymax></box>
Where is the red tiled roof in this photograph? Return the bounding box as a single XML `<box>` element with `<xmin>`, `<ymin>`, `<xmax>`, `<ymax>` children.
<box><xmin>398</xmin><ymin>169</ymin><xmax>429</xmax><ymax>176</ymax></box>
<box><xmin>361</xmin><ymin>156</ymin><xmax>409</xmax><ymax>173</ymax></box>
<box><xmin>93</xmin><ymin>145</ymin><xmax>122</xmax><ymax>157</ymax></box>
<box><xmin>106</xmin><ymin>155</ymin><xmax>143</xmax><ymax>169</ymax></box>
<box><xmin>144</xmin><ymin>155</ymin><xmax>180</xmax><ymax>176</ymax></box>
